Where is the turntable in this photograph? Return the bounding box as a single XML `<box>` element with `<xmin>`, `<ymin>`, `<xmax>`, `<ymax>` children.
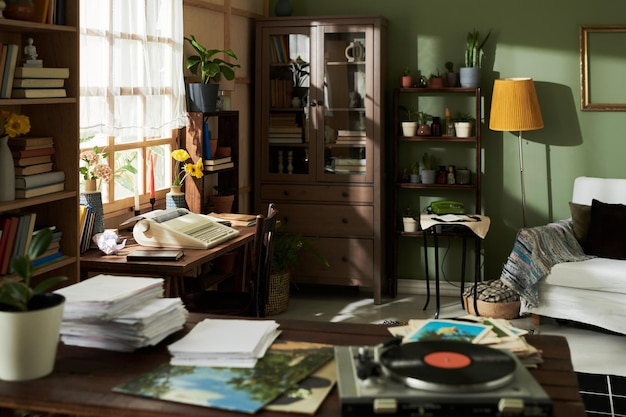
<box><xmin>335</xmin><ymin>339</ymin><xmax>552</xmax><ymax>417</ymax></box>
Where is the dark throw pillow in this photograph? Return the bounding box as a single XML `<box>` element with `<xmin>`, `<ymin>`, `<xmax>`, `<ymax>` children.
<box><xmin>569</xmin><ymin>202</ymin><xmax>591</xmax><ymax>245</ymax></box>
<box><xmin>584</xmin><ymin>199</ymin><xmax>626</xmax><ymax>260</ymax></box>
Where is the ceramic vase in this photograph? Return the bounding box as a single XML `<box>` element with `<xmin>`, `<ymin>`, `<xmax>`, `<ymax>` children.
<box><xmin>459</xmin><ymin>67</ymin><xmax>481</xmax><ymax>88</ymax></box>
<box><xmin>0</xmin><ymin>293</ymin><xmax>65</xmax><ymax>381</ymax></box>
<box><xmin>166</xmin><ymin>185</ymin><xmax>188</xmax><ymax>209</ymax></box>
<box><xmin>0</xmin><ymin>135</ymin><xmax>15</xmax><ymax>202</ymax></box>
<box><xmin>80</xmin><ymin>190</ymin><xmax>105</xmax><ymax>235</ymax></box>
<box><xmin>274</xmin><ymin>0</ymin><xmax>292</xmax><ymax>16</ymax></box>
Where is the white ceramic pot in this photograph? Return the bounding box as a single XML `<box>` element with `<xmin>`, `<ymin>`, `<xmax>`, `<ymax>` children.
<box><xmin>0</xmin><ymin>293</ymin><xmax>65</xmax><ymax>381</ymax></box>
<box><xmin>421</xmin><ymin>169</ymin><xmax>436</xmax><ymax>184</ymax></box>
<box><xmin>402</xmin><ymin>217</ymin><xmax>418</xmax><ymax>233</ymax></box>
<box><xmin>459</xmin><ymin>67</ymin><xmax>481</xmax><ymax>88</ymax></box>
<box><xmin>454</xmin><ymin>122</ymin><xmax>473</xmax><ymax>138</ymax></box>
<box><xmin>401</xmin><ymin>121</ymin><xmax>417</xmax><ymax>137</ymax></box>
<box><xmin>409</xmin><ymin>173</ymin><xmax>421</xmax><ymax>184</ymax></box>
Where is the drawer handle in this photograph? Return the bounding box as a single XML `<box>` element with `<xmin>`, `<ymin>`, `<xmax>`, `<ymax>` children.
<box><xmin>342</xmin><ymin>191</ymin><xmax>349</xmax><ymax>197</ymax></box>
<box><xmin>342</xmin><ymin>218</ymin><xmax>348</xmax><ymax>224</ymax></box>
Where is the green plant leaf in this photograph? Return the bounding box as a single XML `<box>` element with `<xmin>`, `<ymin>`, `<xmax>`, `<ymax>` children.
<box><xmin>33</xmin><ymin>276</ymin><xmax>68</xmax><ymax>296</ymax></box>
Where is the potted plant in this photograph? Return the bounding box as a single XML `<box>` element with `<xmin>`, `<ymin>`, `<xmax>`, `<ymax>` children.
<box><xmin>445</xmin><ymin>61</ymin><xmax>458</xmax><ymax>88</ymax></box>
<box><xmin>268</xmin><ymin>224</ymin><xmax>329</xmax><ymax>315</ymax></box>
<box><xmin>209</xmin><ymin>184</ymin><xmax>236</xmax><ymax>213</ymax></box>
<box><xmin>402</xmin><ymin>208</ymin><xmax>419</xmax><ymax>233</ymax></box>
<box><xmin>184</xmin><ymin>35</ymin><xmax>240</xmax><ymax>113</ymax></box>
<box><xmin>453</xmin><ymin>112</ymin><xmax>475</xmax><ymax>138</ymax></box>
<box><xmin>421</xmin><ymin>152</ymin><xmax>437</xmax><ymax>184</ymax></box>
<box><xmin>459</xmin><ymin>29</ymin><xmax>491</xmax><ymax>88</ymax></box>
<box><xmin>417</xmin><ymin>111</ymin><xmax>432</xmax><ymax>136</ymax></box>
<box><xmin>0</xmin><ymin>228</ymin><xmax>67</xmax><ymax>381</ymax></box>
<box><xmin>290</xmin><ymin>56</ymin><xmax>310</xmax><ymax>102</ymax></box>
<box><xmin>428</xmin><ymin>70</ymin><xmax>444</xmax><ymax>89</ymax></box>
<box><xmin>399</xmin><ymin>105</ymin><xmax>418</xmax><ymax>137</ymax></box>
<box><xmin>410</xmin><ymin>161</ymin><xmax>420</xmax><ymax>184</ymax></box>
<box><xmin>401</xmin><ymin>66</ymin><xmax>412</xmax><ymax>88</ymax></box>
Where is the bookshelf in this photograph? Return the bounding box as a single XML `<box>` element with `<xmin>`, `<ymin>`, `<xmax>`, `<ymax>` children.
<box><xmin>0</xmin><ymin>1</ymin><xmax>79</xmax><ymax>287</ymax></box>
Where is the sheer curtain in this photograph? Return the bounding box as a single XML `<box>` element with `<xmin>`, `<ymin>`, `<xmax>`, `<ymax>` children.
<box><xmin>79</xmin><ymin>0</ymin><xmax>188</xmax><ymax>139</ymax></box>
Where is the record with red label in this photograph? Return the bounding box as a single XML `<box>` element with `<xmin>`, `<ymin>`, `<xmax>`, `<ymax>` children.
<box><xmin>379</xmin><ymin>340</ymin><xmax>516</xmax><ymax>392</ymax></box>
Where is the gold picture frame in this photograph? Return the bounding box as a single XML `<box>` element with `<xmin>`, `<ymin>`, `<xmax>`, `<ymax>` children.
<box><xmin>580</xmin><ymin>25</ymin><xmax>626</xmax><ymax>111</ymax></box>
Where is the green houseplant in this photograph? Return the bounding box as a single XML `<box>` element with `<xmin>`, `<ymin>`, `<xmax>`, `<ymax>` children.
<box><xmin>399</xmin><ymin>105</ymin><xmax>418</xmax><ymax>137</ymax></box>
<box><xmin>417</xmin><ymin>111</ymin><xmax>432</xmax><ymax>136</ymax></box>
<box><xmin>401</xmin><ymin>66</ymin><xmax>412</xmax><ymax>88</ymax></box>
<box><xmin>453</xmin><ymin>112</ymin><xmax>476</xmax><ymax>138</ymax></box>
<box><xmin>0</xmin><ymin>228</ymin><xmax>67</xmax><ymax>381</ymax></box>
<box><xmin>184</xmin><ymin>35</ymin><xmax>240</xmax><ymax>112</ymax></box>
<box><xmin>421</xmin><ymin>152</ymin><xmax>437</xmax><ymax>184</ymax></box>
<box><xmin>460</xmin><ymin>29</ymin><xmax>492</xmax><ymax>88</ymax></box>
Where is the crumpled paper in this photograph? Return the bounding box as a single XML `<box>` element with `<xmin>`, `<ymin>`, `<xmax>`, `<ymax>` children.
<box><xmin>93</xmin><ymin>230</ymin><xmax>127</xmax><ymax>255</ymax></box>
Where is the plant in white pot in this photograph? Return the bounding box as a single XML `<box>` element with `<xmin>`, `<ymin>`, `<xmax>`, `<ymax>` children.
<box><xmin>184</xmin><ymin>35</ymin><xmax>240</xmax><ymax>113</ymax></box>
<box><xmin>399</xmin><ymin>105</ymin><xmax>418</xmax><ymax>137</ymax></box>
<box><xmin>421</xmin><ymin>152</ymin><xmax>437</xmax><ymax>184</ymax></box>
<box><xmin>402</xmin><ymin>208</ymin><xmax>419</xmax><ymax>233</ymax></box>
<box><xmin>453</xmin><ymin>112</ymin><xmax>475</xmax><ymax>138</ymax></box>
<box><xmin>0</xmin><ymin>228</ymin><xmax>67</xmax><ymax>381</ymax></box>
<box><xmin>459</xmin><ymin>29</ymin><xmax>491</xmax><ymax>88</ymax></box>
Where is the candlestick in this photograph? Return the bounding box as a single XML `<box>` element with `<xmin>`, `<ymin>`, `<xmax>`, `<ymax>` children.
<box><xmin>134</xmin><ymin>179</ymin><xmax>140</xmax><ymax>213</ymax></box>
<box><xmin>150</xmin><ymin>197</ymin><xmax>156</xmax><ymax>212</ymax></box>
<box><xmin>149</xmin><ymin>153</ymin><xmax>155</xmax><ymax>198</ymax></box>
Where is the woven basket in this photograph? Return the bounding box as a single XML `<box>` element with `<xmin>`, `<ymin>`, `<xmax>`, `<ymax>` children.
<box><xmin>265</xmin><ymin>270</ymin><xmax>290</xmax><ymax>316</ymax></box>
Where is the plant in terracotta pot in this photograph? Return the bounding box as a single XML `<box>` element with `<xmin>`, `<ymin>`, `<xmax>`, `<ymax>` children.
<box><xmin>184</xmin><ymin>35</ymin><xmax>240</xmax><ymax>113</ymax></box>
<box><xmin>209</xmin><ymin>184</ymin><xmax>236</xmax><ymax>213</ymax></box>
<box><xmin>428</xmin><ymin>69</ymin><xmax>444</xmax><ymax>89</ymax></box>
<box><xmin>401</xmin><ymin>66</ymin><xmax>412</xmax><ymax>88</ymax></box>
<box><xmin>460</xmin><ymin>29</ymin><xmax>491</xmax><ymax>88</ymax></box>
<box><xmin>0</xmin><ymin>227</ymin><xmax>67</xmax><ymax>381</ymax></box>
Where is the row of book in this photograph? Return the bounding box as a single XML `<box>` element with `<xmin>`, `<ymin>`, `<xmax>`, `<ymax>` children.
<box><xmin>33</xmin><ymin>0</ymin><xmax>67</xmax><ymax>25</ymax></box>
<box><xmin>9</xmin><ymin>136</ymin><xmax>65</xmax><ymax>198</ymax></box>
<box><xmin>79</xmin><ymin>204</ymin><xmax>96</xmax><ymax>253</ymax></box>
<box><xmin>0</xmin><ymin>213</ymin><xmax>62</xmax><ymax>275</ymax></box>
<box><xmin>270</xmin><ymin>34</ymin><xmax>291</xmax><ymax>64</ymax></box>
<box><xmin>269</xmin><ymin>79</ymin><xmax>294</xmax><ymax>108</ymax></box>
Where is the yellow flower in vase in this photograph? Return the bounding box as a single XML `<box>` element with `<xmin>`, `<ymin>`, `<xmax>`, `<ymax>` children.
<box><xmin>171</xmin><ymin>149</ymin><xmax>203</xmax><ymax>186</ymax></box>
<box><xmin>1</xmin><ymin>110</ymin><xmax>31</xmax><ymax>138</ymax></box>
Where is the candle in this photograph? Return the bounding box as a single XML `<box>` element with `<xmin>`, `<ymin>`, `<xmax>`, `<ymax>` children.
<box><xmin>149</xmin><ymin>154</ymin><xmax>155</xmax><ymax>198</ymax></box>
<box><xmin>134</xmin><ymin>178</ymin><xmax>140</xmax><ymax>212</ymax></box>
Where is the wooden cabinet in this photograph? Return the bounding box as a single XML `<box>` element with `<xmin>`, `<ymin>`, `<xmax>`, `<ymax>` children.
<box><xmin>254</xmin><ymin>16</ymin><xmax>387</xmax><ymax>304</ymax></box>
<box><xmin>0</xmin><ymin>3</ymin><xmax>80</xmax><ymax>287</ymax></box>
<box><xmin>181</xmin><ymin>111</ymin><xmax>241</xmax><ymax>214</ymax></box>
<box><xmin>390</xmin><ymin>87</ymin><xmax>482</xmax><ymax>296</ymax></box>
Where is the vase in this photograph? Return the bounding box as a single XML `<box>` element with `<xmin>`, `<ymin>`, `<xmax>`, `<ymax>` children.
<box><xmin>274</xmin><ymin>0</ymin><xmax>292</xmax><ymax>16</ymax></box>
<box><xmin>0</xmin><ymin>135</ymin><xmax>15</xmax><ymax>202</ymax></box>
<box><xmin>84</xmin><ymin>179</ymin><xmax>97</xmax><ymax>192</ymax></box>
<box><xmin>0</xmin><ymin>293</ymin><xmax>65</xmax><ymax>381</ymax></box>
<box><xmin>3</xmin><ymin>0</ymin><xmax>35</xmax><ymax>21</ymax></box>
<box><xmin>80</xmin><ymin>190</ymin><xmax>105</xmax><ymax>235</ymax></box>
<box><xmin>166</xmin><ymin>185</ymin><xmax>188</xmax><ymax>209</ymax></box>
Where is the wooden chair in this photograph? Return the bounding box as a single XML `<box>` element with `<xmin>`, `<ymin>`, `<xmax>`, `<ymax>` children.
<box><xmin>182</xmin><ymin>204</ymin><xmax>278</xmax><ymax>317</ymax></box>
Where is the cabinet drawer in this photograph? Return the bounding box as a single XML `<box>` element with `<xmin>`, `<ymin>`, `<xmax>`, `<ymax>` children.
<box><xmin>277</xmin><ymin>204</ymin><xmax>373</xmax><ymax>236</ymax></box>
<box><xmin>261</xmin><ymin>184</ymin><xmax>373</xmax><ymax>203</ymax></box>
<box><xmin>292</xmin><ymin>237</ymin><xmax>374</xmax><ymax>284</ymax></box>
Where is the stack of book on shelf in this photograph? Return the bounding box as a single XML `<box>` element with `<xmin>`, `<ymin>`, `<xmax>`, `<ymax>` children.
<box><xmin>55</xmin><ymin>275</ymin><xmax>188</xmax><ymax>352</ymax></box>
<box><xmin>0</xmin><ymin>214</ymin><xmax>62</xmax><ymax>274</ymax></box>
<box><xmin>11</xmin><ymin>66</ymin><xmax>69</xmax><ymax>99</ymax></box>
<box><xmin>330</xmin><ymin>157</ymin><xmax>366</xmax><ymax>175</ymax></box>
<box><xmin>79</xmin><ymin>204</ymin><xmax>95</xmax><ymax>253</ymax></box>
<box><xmin>269</xmin><ymin>114</ymin><xmax>302</xmax><ymax>144</ymax></box>
<box><xmin>335</xmin><ymin>129</ymin><xmax>366</xmax><ymax>145</ymax></box>
<box><xmin>33</xmin><ymin>0</ymin><xmax>68</xmax><ymax>25</ymax></box>
<box><xmin>9</xmin><ymin>136</ymin><xmax>64</xmax><ymax>198</ymax></box>
<box><xmin>204</xmin><ymin>155</ymin><xmax>234</xmax><ymax>171</ymax></box>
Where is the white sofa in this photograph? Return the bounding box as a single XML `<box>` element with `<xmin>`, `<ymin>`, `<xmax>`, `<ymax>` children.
<box><xmin>521</xmin><ymin>176</ymin><xmax>626</xmax><ymax>334</ymax></box>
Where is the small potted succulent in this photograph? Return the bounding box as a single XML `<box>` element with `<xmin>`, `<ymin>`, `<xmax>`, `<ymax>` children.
<box><xmin>428</xmin><ymin>69</ymin><xmax>444</xmax><ymax>89</ymax></box>
<box><xmin>402</xmin><ymin>208</ymin><xmax>419</xmax><ymax>233</ymax></box>
<box><xmin>445</xmin><ymin>61</ymin><xmax>458</xmax><ymax>88</ymax></box>
<box><xmin>401</xmin><ymin>66</ymin><xmax>413</xmax><ymax>88</ymax></box>
<box><xmin>453</xmin><ymin>112</ymin><xmax>476</xmax><ymax>138</ymax></box>
<box><xmin>421</xmin><ymin>152</ymin><xmax>437</xmax><ymax>184</ymax></box>
<box><xmin>410</xmin><ymin>161</ymin><xmax>420</xmax><ymax>184</ymax></box>
<box><xmin>417</xmin><ymin>111</ymin><xmax>432</xmax><ymax>136</ymax></box>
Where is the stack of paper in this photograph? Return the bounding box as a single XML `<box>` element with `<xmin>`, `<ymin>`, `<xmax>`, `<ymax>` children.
<box><xmin>55</xmin><ymin>275</ymin><xmax>188</xmax><ymax>352</ymax></box>
<box><xmin>167</xmin><ymin>318</ymin><xmax>281</xmax><ymax>368</ymax></box>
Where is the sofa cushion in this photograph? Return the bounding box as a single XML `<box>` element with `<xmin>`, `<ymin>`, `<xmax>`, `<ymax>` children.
<box><xmin>584</xmin><ymin>199</ymin><xmax>626</xmax><ymax>260</ymax></box>
<box><xmin>569</xmin><ymin>201</ymin><xmax>591</xmax><ymax>245</ymax></box>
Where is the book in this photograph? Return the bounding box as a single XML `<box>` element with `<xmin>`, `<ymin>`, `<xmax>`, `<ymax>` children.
<box><xmin>0</xmin><ymin>45</ymin><xmax>7</xmax><ymax>87</ymax></box>
<box><xmin>13</xmin><ymin>155</ymin><xmax>52</xmax><ymax>166</ymax></box>
<box><xmin>32</xmin><ymin>251</ymin><xmax>63</xmax><ymax>267</ymax></box>
<box><xmin>33</xmin><ymin>0</ymin><xmax>51</xmax><ymax>23</ymax></box>
<box><xmin>7</xmin><ymin>136</ymin><xmax>54</xmax><ymax>148</ymax></box>
<box><xmin>1</xmin><ymin>44</ymin><xmax>18</xmax><ymax>98</ymax></box>
<box><xmin>204</xmin><ymin>156</ymin><xmax>231</xmax><ymax>165</ymax></box>
<box><xmin>0</xmin><ymin>216</ymin><xmax>19</xmax><ymax>274</ymax></box>
<box><xmin>208</xmin><ymin>212</ymin><xmax>257</xmax><ymax>228</ymax></box>
<box><xmin>204</xmin><ymin>161</ymin><xmax>234</xmax><ymax>171</ymax></box>
<box><xmin>15</xmin><ymin>170</ymin><xmax>66</xmax><ymax>190</ymax></box>
<box><xmin>11</xmin><ymin>213</ymin><xmax>34</xmax><ymax>262</ymax></box>
<box><xmin>11</xmin><ymin>146</ymin><xmax>55</xmax><ymax>159</ymax></box>
<box><xmin>0</xmin><ymin>217</ymin><xmax>11</xmax><ymax>273</ymax></box>
<box><xmin>13</xmin><ymin>67</ymin><xmax>70</xmax><ymax>79</ymax></box>
<box><xmin>15</xmin><ymin>182</ymin><xmax>64</xmax><ymax>198</ymax></box>
<box><xmin>12</xmin><ymin>88</ymin><xmax>67</xmax><ymax>98</ymax></box>
<box><xmin>21</xmin><ymin>213</ymin><xmax>38</xmax><ymax>258</ymax></box>
<box><xmin>126</xmin><ymin>249</ymin><xmax>184</xmax><ymax>261</ymax></box>
<box><xmin>15</xmin><ymin>162</ymin><xmax>53</xmax><ymax>175</ymax></box>
<box><xmin>12</xmin><ymin>78</ymin><xmax>65</xmax><ymax>88</ymax></box>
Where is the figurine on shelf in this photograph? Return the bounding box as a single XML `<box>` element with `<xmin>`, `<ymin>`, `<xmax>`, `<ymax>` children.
<box><xmin>23</xmin><ymin>37</ymin><xmax>43</xmax><ymax>68</ymax></box>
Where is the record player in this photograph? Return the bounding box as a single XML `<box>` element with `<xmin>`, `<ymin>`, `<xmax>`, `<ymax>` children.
<box><xmin>335</xmin><ymin>339</ymin><xmax>552</xmax><ymax>417</ymax></box>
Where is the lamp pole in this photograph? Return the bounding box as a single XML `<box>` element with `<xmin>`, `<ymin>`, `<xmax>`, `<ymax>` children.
<box><xmin>517</xmin><ymin>131</ymin><xmax>527</xmax><ymax>228</ymax></box>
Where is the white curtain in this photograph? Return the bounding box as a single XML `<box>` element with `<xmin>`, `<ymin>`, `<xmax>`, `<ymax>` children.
<box><xmin>79</xmin><ymin>0</ymin><xmax>188</xmax><ymax>139</ymax></box>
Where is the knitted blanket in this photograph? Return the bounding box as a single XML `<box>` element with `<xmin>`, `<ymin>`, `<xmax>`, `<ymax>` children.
<box><xmin>500</xmin><ymin>219</ymin><xmax>594</xmax><ymax>309</ymax></box>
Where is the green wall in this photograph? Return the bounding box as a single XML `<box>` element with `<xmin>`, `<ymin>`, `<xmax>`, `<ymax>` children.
<box><xmin>269</xmin><ymin>0</ymin><xmax>626</xmax><ymax>282</ymax></box>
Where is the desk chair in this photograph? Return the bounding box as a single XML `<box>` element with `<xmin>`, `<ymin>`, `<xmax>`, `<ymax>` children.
<box><xmin>182</xmin><ymin>204</ymin><xmax>278</xmax><ymax>317</ymax></box>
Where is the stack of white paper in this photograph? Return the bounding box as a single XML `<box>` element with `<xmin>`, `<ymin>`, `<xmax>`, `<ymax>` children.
<box><xmin>167</xmin><ymin>318</ymin><xmax>281</xmax><ymax>368</ymax></box>
<box><xmin>55</xmin><ymin>275</ymin><xmax>188</xmax><ymax>352</ymax></box>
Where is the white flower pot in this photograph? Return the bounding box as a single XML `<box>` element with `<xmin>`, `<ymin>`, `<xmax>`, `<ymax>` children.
<box><xmin>401</xmin><ymin>121</ymin><xmax>417</xmax><ymax>137</ymax></box>
<box><xmin>454</xmin><ymin>122</ymin><xmax>473</xmax><ymax>138</ymax></box>
<box><xmin>0</xmin><ymin>294</ymin><xmax>65</xmax><ymax>381</ymax></box>
<box><xmin>402</xmin><ymin>217</ymin><xmax>418</xmax><ymax>233</ymax></box>
<box><xmin>410</xmin><ymin>173</ymin><xmax>421</xmax><ymax>184</ymax></box>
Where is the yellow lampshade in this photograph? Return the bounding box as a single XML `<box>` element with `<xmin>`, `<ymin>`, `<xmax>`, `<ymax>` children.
<box><xmin>489</xmin><ymin>78</ymin><xmax>544</xmax><ymax>132</ymax></box>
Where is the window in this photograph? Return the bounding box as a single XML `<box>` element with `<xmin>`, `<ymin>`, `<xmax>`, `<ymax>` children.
<box><xmin>79</xmin><ymin>0</ymin><xmax>187</xmax><ymax>215</ymax></box>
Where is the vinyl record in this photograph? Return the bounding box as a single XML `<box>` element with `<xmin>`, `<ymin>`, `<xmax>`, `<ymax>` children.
<box><xmin>379</xmin><ymin>340</ymin><xmax>516</xmax><ymax>392</ymax></box>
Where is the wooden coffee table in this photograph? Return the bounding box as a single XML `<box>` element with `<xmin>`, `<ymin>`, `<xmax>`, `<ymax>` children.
<box><xmin>0</xmin><ymin>315</ymin><xmax>585</xmax><ymax>417</ymax></box>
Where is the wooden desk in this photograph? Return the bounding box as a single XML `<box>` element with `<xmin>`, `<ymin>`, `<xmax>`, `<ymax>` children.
<box><xmin>0</xmin><ymin>315</ymin><xmax>585</xmax><ymax>417</ymax></box>
<box><xmin>80</xmin><ymin>227</ymin><xmax>256</xmax><ymax>297</ymax></box>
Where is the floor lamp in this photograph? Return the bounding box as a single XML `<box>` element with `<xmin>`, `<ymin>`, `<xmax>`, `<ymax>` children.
<box><xmin>489</xmin><ymin>78</ymin><xmax>544</xmax><ymax>227</ymax></box>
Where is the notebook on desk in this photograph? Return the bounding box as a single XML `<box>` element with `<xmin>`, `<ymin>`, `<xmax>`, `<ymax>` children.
<box><xmin>132</xmin><ymin>208</ymin><xmax>240</xmax><ymax>249</ymax></box>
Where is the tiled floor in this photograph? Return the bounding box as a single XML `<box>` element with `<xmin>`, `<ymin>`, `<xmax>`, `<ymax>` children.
<box><xmin>273</xmin><ymin>285</ymin><xmax>626</xmax><ymax>377</ymax></box>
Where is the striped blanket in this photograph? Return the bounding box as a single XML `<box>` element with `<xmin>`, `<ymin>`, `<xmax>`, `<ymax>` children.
<box><xmin>500</xmin><ymin>219</ymin><xmax>593</xmax><ymax>309</ymax></box>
